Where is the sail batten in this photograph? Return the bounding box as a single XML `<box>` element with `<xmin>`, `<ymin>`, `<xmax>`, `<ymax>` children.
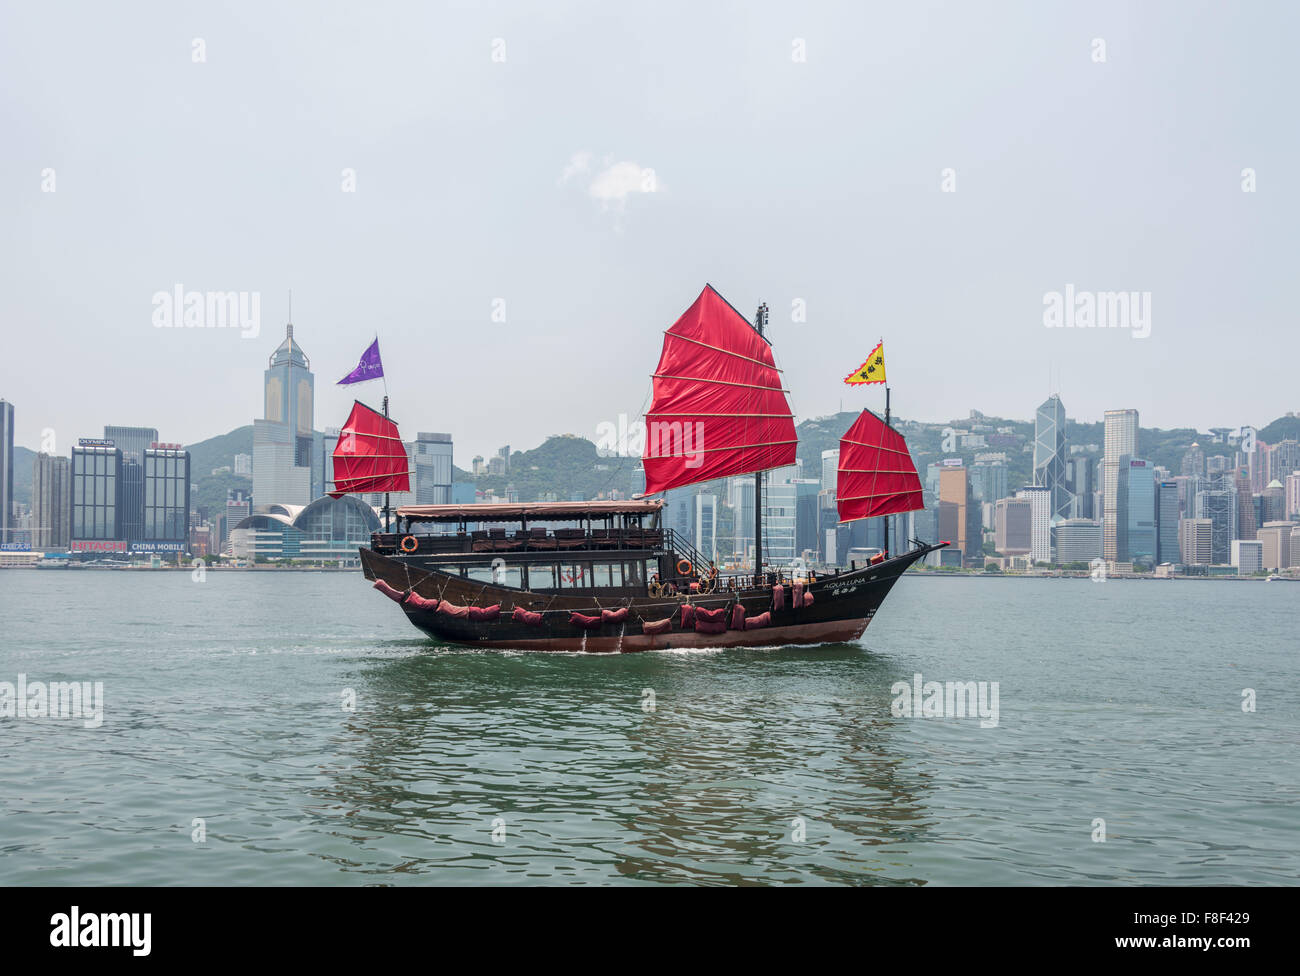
<box><xmin>641</xmin><ymin>285</ymin><xmax>798</xmax><ymax>495</ymax></box>
<box><xmin>835</xmin><ymin>409</ymin><xmax>924</xmax><ymax>523</ymax></box>
<box><xmin>329</xmin><ymin>400</ymin><xmax>411</xmax><ymax>498</ymax></box>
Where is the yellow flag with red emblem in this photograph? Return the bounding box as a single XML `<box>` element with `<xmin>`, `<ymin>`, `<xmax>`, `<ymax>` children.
<box><xmin>844</xmin><ymin>341</ymin><xmax>887</xmax><ymax>385</ymax></box>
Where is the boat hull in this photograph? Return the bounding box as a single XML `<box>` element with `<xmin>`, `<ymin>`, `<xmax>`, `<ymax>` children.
<box><xmin>359</xmin><ymin>543</ymin><xmax>944</xmax><ymax>653</ymax></box>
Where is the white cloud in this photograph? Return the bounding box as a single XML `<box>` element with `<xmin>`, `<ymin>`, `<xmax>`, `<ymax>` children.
<box><xmin>560</xmin><ymin>152</ymin><xmax>661</xmax><ymax>213</ymax></box>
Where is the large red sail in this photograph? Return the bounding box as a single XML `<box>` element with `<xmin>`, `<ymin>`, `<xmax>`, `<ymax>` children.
<box><xmin>329</xmin><ymin>400</ymin><xmax>410</xmax><ymax>497</ymax></box>
<box><xmin>836</xmin><ymin>409</ymin><xmax>924</xmax><ymax>522</ymax></box>
<box><xmin>641</xmin><ymin>285</ymin><xmax>797</xmax><ymax>495</ymax></box>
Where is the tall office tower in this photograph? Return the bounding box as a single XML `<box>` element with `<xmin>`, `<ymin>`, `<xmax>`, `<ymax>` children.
<box><xmin>939</xmin><ymin>464</ymin><xmax>980</xmax><ymax>566</ymax></box>
<box><xmin>1181</xmin><ymin>442</ymin><xmax>1206</xmax><ymax>479</ymax></box>
<box><xmin>71</xmin><ymin>442</ymin><xmax>125</xmax><ymax>553</ymax></box>
<box><xmin>1155</xmin><ymin>481</ymin><xmax>1180</xmax><ymax>565</ymax></box>
<box><xmin>1235</xmin><ymin>473</ymin><xmax>1257</xmax><ymax>540</ymax></box>
<box><xmin>1103</xmin><ymin>409</ymin><xmax>1139</xmax><ymax>561</ymax></box>
<box><xmin>1257</xmin><ymin>522</ymin><xmax>1292</xmax><ymax>571</ymax></box>
<box><xmin>32</xmin><ymin>453</ymin><xmax>71</xmax><ymax>549</ymax></box>
<box><xmin>143</xmin><ymin>446</ymin><xmax>192</xmax><ymax>549</ymax></box>
<box><xmin>663</xmin><ymin>484</ymin><xmax>695</xmax><ymax>547</ymax></box>
<box><xmin>1194</xmin><ymin>477</ymin><xmax>1238</xmax><ymax>565</ymax></box>
<box><xmin>971</xmin><ymin>460</ymin><xmax>1008</xmax><ymax>503</ymax></box>
<box><xmin>1033</xmin><ymin>394</ymin><xmax>1071</xmax><ymax>519</ymax></box>
<box><xmin>1248</xmin><ymin>441</ymin><xmax>1270</xmax><ymax>493</ymax></box>
<box><xmin>1015</xmin><ymin>485</ymin><xmax>1052</xmax><ymax>564</ymax></box>
<box><xmin>694</xmin><ymin>492</ymin><xmax>718</xmax><ymax>562</ymax></box>
<box><xmin>1180</xmin><ymin>518</ymin><xmax>1213</xmax><ymax>567</ymax></box>
<box><xmin>820</xmin><ymin>449</ymin><xmax>839</xmax><ymax>494</ymax></box>
<box><xmin>762</xmin><ymin>463</ymin><xmax>799</xmax><ymax>567</ymax></box>
<box><xmin>102</xmin><ymin>425</ymin><xmax>160</xmax><ymax>465</ymax></box>
<box><xmin>793</xmin><ymin>478</ymin><xmax>820</xmax><ymax>559</ymax></box>
<box><xmin>1116</xmin><ymin>457</ymin><xmax>1156</xmax><ymax>567</ymax></box>
<box><xmin>253</xmin><ymin>323</ymin><xmax>315</xmax><ymax>508</ymax></box>
<box><xmin>0</xmin><ymin>399</ymin><xmax>13</xmax><ymax>542</ymax></box>
<box><xmin>221</xmin><ymin>489</ymin><xmax>251</xmax><ymax>549</ymax></box>
<box><xmin>818</xmin><ymin>488</ymin><xmax>838</xmax><ymax>563</ymax></box>
<box><xmin>1260</xmin><ymin>479</ymin><xmax>1286</xmax><ymax>523</ymax></box>
<box><xmin>1066</xmin><ymin>456</ymin><xmax>1095</xmax><ymax>518</ymax></box>
<box><xmin>320</xmin><ymin>428</ymin><xmax>340</xmax><ymax>500</ymax></box>
<box><xmin>1269</xmin><ymin>440</ymin><xmax>1300</xmax><ymax>484</ymax></box>
<box><xmin>413</xmin><ymin>432</ymin><xmax>454</xmax><ymax>505</ymax></box>
<box><xmin>993</xmin><ymin>497</ymin><xmax>1032</xmax><ymax>555</ymax></box>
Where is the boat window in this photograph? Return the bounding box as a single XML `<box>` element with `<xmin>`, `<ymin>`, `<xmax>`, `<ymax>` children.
<box><xmin>558</xmin><ymin>563</ymin><xmax>587</xmax><ymax>588</ymax></box>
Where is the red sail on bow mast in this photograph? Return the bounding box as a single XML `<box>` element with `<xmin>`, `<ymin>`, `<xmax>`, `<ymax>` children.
<box><xmin>836</xmin><ymin>409</ymin><xmax>924</xmax><ymax>522</ymax></box>
<box><xmin>641</xmin><ymin>284</ymin><xmax>797</xmax><ymax>495</ymax></box>
<box><xmin>328</xmin><ymin>400</ymin><xmax>410</xmax><ymax>498</ymax></box>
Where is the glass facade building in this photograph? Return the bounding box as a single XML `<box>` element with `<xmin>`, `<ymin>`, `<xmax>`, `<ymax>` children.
<box><xmin>1117</xmin><ymin>456</ymin><xmax>1156</xmax><ymax>567</ymax></box>
<box><xmin>1155</xmin><ymin>480</ymin><xmax>1180</xmax><ymax>565</ymax></box>
<box><xmin>143</xmin><ymin>447</ymin><xmax>191</xmax><ymax>547</ymax></box>
<box><xmin>71</xmin><ymin>444</ymin><xmax>124</xmax><ymax>546</ymax></box>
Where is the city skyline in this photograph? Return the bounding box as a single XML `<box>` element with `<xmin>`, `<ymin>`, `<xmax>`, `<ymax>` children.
<box><xmin>5</xmin><ymin>2</ymin><xmax>1300</xmax><ymax>461</ymax></box>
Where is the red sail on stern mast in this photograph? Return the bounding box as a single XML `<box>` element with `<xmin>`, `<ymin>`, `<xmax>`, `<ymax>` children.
<box><xmin>836</xmin><ymin>409</ymin><xmax>924</xmax><ymax>522</ymax></box>
<box><xmin>329</xmin><ymin>400</ymin><xmax>410</xmax><ymax>498</ymax></box>
<box><xmin>641</xmin><ymin>284</ymin><xmax>797</xmax><ymax>495</ymax></box>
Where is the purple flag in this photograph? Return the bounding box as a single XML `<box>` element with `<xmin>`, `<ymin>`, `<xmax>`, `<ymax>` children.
<box><xmin>337</xmin><ymin>339</ymin><xmax>384</xmax><ymax>385</ymax></box>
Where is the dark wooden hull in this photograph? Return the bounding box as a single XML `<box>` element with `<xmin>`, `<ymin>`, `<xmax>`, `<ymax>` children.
<box><xmin>359</xmin><ymin>543</ymin><xmax>945</xmax><ymax>653</ymax></box>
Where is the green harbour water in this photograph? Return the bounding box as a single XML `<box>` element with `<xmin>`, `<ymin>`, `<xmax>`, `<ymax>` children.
<box><xmin>0</xmin><ymin>569</ymin><xmax>1295</xmax><ymax>885</ymax></box>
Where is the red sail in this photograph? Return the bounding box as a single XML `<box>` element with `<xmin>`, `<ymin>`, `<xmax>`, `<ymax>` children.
<box><xmin>642</xmin><ymin>284</ymin><xmax>797</xmax><ymax>495</ymax></box>
<box><xmin>836</xmin><ymin>409</ymin><xmax>924</xmax><ymax>522</ymax></box>
<box><xmin>329</xmin><ymin>400</ymin><xmax>410</xmax><ymax>497</ymax></box>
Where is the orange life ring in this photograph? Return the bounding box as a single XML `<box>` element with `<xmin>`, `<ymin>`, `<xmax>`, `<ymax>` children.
<box><xmin>400</xmin><ymin>535</ymin><xmax>419</xmax><ymax>553</ymax></box>
<box><xmin>676</xmin><ymin>559</ymin><xmax>693</xmax><ymax>577</ymax></box>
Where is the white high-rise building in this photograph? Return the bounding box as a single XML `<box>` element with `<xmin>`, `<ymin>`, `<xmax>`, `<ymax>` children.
<box><xmin>821</xmin><ymin>449</ymin><xmax>839</xmax><ymax>494</ymax></box>
<box><xmin>253</xmin><ymin>323</ymin><xmax>315</xmax><ymax>508</ymax></box>
<box><xmin>1016</xmin><ymin>485</ymin><xmax>1052</xmax><ymax>564</ymax></box>
<box><xmin>1103</xmin><ymin>409</ymin><xmax>1139</xmax><ymax>561</ymax></box>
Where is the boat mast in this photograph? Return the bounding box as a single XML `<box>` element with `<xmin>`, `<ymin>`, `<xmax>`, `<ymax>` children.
<box><xmin>884</xmin><ymin>384</ymin><xmax>890</xmax><ymax>556</ymax></box>
<box><xmin>382</xmin><ymin>394</ymin><xmax>391</xmax><ymax>533</ymax></box>
<box><xmin>754</xmin><ymin>302</ymin><xmax>768</xmax><ymax>583</ymax></box>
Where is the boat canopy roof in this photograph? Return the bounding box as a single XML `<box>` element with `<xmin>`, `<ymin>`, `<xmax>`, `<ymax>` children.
<box><xmin>395</xmin><ymin>499</ymin><xmax>665</xmax><ymax>523</ymax></box>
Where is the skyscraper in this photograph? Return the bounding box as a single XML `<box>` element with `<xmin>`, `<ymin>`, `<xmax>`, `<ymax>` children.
<box><xmin>1155</xmin><ymin>480</ymin><xmax>1180</xmax><ymax>565</ymax></box>
<box><xmin>1116</xmin><ymin>456</ymin><xmax>1156</xmax><ymax>567</ymax></box>
<box><xmin>253</xmin><ymin>323</ymin><xmax>315</xmax><ymax>507</ymax></box>
<box><xmin>1194</xmin><ymin>478</ymin><xmax>1237</xmax><ymax>565</ymax></box>
<box><xmin>103</xmin><ymin>425</ymin><xmax>160</xmax><ymax>465</ymax></box>
<box><xmin>1234</xmin><ymin>473</ymin><xmax>1257</xmax><ymax>540</ymax></box>
<box><xmin>413</xmin><ymin>432</ymin><xmax>454</xmax><ymax>505</ymax></box>
<box><xmin>994</xmin><ymin>497</ymin><xmax>1032</xmax><ymax>555</ymax></box>
<box><xmin>1066</xmin><ymin>456</ymin><xmax>1095</xmax><ymax>518</ymax></box>
<box><xmin>71</xmin><ymin>442</ymin><xmax>125</xmax><ymax>553</ymax></box>
<box><xmin>1033</xmin><ymin>394</ymin><xmax>1071</xmax><ymax>519</ymax></box>
<box><xmin>0</xmin><ymin>399</ymin><xmax>13</xmax><ymax>543</ymax></box>
<box><xmin>939</xmin><ymin>464</ymin><xmax>981</xmax><ymax>566</ymax></box>
<box><xmin>32</xmin><ymin>452</ymin><xmax>71</xmax><ymax>549</ymax></box>
<box><xmin>1180</xmin><ymin>518</ymin><xmax>1213</xmax><ymax>567</ymax></box>
<box><xmin>1016</xmin><ymin>484</ymin><xmax>1052</xmax><ymax>564</ymax></box>
<box><xmin>1103</xmin><ymin>409</ymin><xmax>1139</xmax><ymax>561</ymax></box>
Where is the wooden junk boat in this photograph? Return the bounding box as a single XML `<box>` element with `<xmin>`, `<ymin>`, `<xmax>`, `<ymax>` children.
<box><xmin>341</xmin><ymin>284</ymin><xmax>945</xmax><ymax>652</ymax></box>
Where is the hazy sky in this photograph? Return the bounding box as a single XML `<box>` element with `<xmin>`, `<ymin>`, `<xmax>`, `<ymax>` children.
<box><xmin>3</xmin><ymin>1</ymin><xmax>1296</xmax><ymax>464</ymax></box>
